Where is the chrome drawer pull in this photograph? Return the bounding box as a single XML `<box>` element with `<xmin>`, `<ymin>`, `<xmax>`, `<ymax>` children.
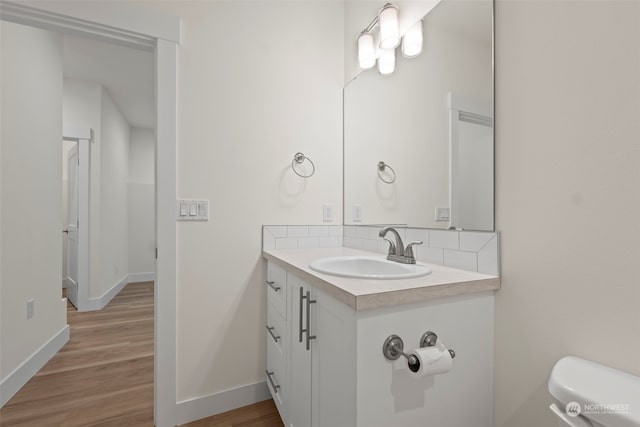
<box><xmin>305</xmin><ymin>290</ymin><xmax>317</xmax><ymax>351</ymax></box>
<box><xmin>266</xmin><ymin>370</ymin><xmax>280</xmax><ymax>393</ymax></box>
<box><xmin>266</xmin><ymin>325</ymin><xmax>280</xmax><ymax>343</ymax></box>
<box><xmin>266</xmin><ymin>280</ymin><xmax>281</xmax><ymax>292</ymax></box>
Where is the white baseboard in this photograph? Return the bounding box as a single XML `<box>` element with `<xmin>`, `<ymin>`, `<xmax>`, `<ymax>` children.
<box><xmin>175</xmin><ymin>381</ymin><xmax>270</xmax><ymax>425</ymax></box>
<box><xmin>85</xmin><ymin>274</ymin><xmax>128</xmax><ymax>311</ymax></box>
<box><xmin>128</xmin><ymin>272</ymin><xmax>156</xmax><ymax>283</ymax></box>
<box><xmin>0</xmin><ymin>325</ymin><xmax>70</xmax><ymax>407</ymax></box>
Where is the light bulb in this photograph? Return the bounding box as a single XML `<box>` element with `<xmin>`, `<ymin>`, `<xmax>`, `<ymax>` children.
<box><xmin>402</xmin><ymin>19</ymin><xmax>423</xmax><ymax>58</ymax></box>
<box><xmin>357</xmin><ymin>31</ymin><xmax>376</xmax><ymax>69</ymax></box>
<box><xmin>378</xmin><ymin>4</ymin><xmax>400</xmax><ymax>50</ymax></box>
<box><xmin>378</xmin><ymin>48</ymin><xmax>395</xmax><ymax>76</ymax></box>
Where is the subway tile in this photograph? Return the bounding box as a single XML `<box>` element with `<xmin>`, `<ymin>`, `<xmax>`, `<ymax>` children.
<box><xmin>275</xmin><ymin>238</ymin><xmax>298</xmax><ymax>250</ymax></box>
<box><xmin>416</xmin><ymin>247</ymin><xmax>444</xmax><ymax>265</ymax></box>
<box><xmin>263</xmin><ymin>229</ymin><xmax>276</xmax><ymax>250</ymax></box>
<box><xmin>298</xmin><ymin>237</ymin><xmax>319</xmax><ymax>249</ymax></box>
<box><xmin>477</xmin><ymin>236</ymin><xmax>499</xmax><ymax>275</ymax></box>
<box><xmin>329</xmin><ymin>225</ymin><xmax>343</xmax><ymax>236</ymax></box>
<box><xmin>265</xmin><ymin>225</ymin><xmax>287</xmax><ymax>238</ymax></box>
<box><xmin>405</xmin><ymin>228</ymin><xmax>429</xmax><ymax>247</ymax></box>
<box><xmin>356</xmin><ymin>226</ymin><xmax>370</xmax><ymax>239</ymax></box>
<box><xmin>444</xmin><ymin>249</ymin><xmax>477</xmax><ymax>272</ymax></box>
<box><xmin>349</xmin><ymin>238</ymin><xmax>364</xmax><ymax>249</ymax></box>
<box><xmin>369</xmin><ymin>226</ymin><xmax>383</xmax><ymax>240</ymax></box>
<box><xmin>460</xmin><ymin>231</ymin><xmax>495</xmax><ymax>252</ymax></box>
<box><xmin>308</xmin><ymin>225</ymin><xmax>329</xmax><ymax>237</ymax></box>
<box><xmin>318</xmin><ymin>236</ymin><xmax>341</xmax><ymax>248</ymax></box>
<box><xmin>287</xmin><ymin>226</ymin><xmax>309</xmax><ymax>237</ymax></box>
<box><xmin>344</xmin><ymin>225</ymin><xmax>357</xmax><ymax>237</ymax></box>
<box><xmin>377</xmin><ymin>240</ymin><xmax>391</xmax><ymax>255</ymax></box>
<box><xmin>430</xmin><ymin>230</ymin><xmax>459</xmax><ymax>249</ymax></box>
<box><xmin>363</xmin><ymin>239</ymin><xmax>378</xmax><ymax>253</ymax></box>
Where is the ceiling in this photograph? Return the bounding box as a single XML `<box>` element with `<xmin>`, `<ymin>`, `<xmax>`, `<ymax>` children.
<box><xmin>63</xmin><ymin>34</ymin><xmax>155</xmax><ymax>129</ymax></box>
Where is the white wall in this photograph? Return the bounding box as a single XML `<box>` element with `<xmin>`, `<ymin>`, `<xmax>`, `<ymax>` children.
<box><xmin>147</xmin><ymin>1</ymin><xmax>344</xmax><ymax>403</ymax></box>
<box><xmin>1</xmin><ymin>20</ymin><xmax>67</xmax><ymax>399</ymax></box>
<box><xmin>494</xmin><ymin>1</ymin><xmax>640</xmax><ymax>426</ymax></box>
<box><xmin>99</xmin><ymin>87</ymin><xmax>130</xmax><ymax>296</ymax></box>
<box><xmin>128</xmin><ymin>127</ymin><xmax>155</xmax><ymax>276</ymax></box>
<box><xmin>344</xmin><ymin>1</ymin><xmax>492</xmax><ymax>227</ymax></box>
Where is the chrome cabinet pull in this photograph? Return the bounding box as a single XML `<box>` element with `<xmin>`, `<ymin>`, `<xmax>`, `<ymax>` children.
<box><xmin>305</xmin><ymin>290</ymin><xmax>316</xmax><ymax>351</ymax></box>
<box><xmin>299</xmin><ymin>287</ymin><xmax>305</xmax><ymax>343</ymax></box>
<box><xmin>265</xmin><ymin>370</ymin><xmax>280</xmax><ymax>393</ymax></box>
<box><xmin>266</xmin><ymin>325</ymin><xmax>280</xmax><ymax>343</ymax></box>
<box><xmin>266</xmin><ymin>280</ymin><xmax>280</xmax><ymax>292</ymax></box>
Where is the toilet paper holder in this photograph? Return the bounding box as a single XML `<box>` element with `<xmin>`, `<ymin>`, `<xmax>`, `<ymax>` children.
<box><xmin>382</xmin><ymin>331</ymin><xmax>456</xmax><ymax>364</ymax></box>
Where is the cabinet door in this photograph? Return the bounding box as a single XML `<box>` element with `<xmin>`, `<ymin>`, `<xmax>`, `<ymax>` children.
<box><xmin>311</xmin><ymin>288</ymin><xmax>357</xmax><ymax>427</ymax></box>
<box><xmin>287</xmin><ymin>273</ymin><xmax>313</xmax><ymax>427</ymax></box>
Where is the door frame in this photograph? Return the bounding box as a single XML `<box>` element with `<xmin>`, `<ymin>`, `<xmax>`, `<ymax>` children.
<box><xmin>63</xmin><ymin>126</ymin><xmax>90</xmax><ymax>312</ymax></box>
<box><xmin>0</xmin><ymin>4</ymin><xmax>179</xmax><ymax>426</ymax></box>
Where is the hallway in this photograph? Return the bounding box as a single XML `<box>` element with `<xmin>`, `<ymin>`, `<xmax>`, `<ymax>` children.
<box><xmin>0</xmin><ymin>282</ymin><xmax>154</xmax><ymax>426</ymax></box>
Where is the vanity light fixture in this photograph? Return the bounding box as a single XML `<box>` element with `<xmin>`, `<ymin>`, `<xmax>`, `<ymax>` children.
<box><xmin>356</xmin><ymin>3</ymin><xmax>423</xmax><ymax>76</ymax></box>
<box><xmin>378</xmin><ymin>48</ymin><xmax>396</xmax><ymax>76</ymax></box>
<box><xmin>378</xmin><ymin>3</ymin><xmax>400</xmax><ymax>49</ymax></box>
<box><xmin>401</xmin><ymin>19</ymin><xmax>423</xmax><ymax>58</ymax></box>
<box><xmin>357</xmin><ymin>31</ymin><xmax>376</xmax><ymax>69</ymax></box>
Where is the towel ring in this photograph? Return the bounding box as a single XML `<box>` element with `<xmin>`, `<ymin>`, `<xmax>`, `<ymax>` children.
<box><xmin>377</xmin><ymin>161</ymin><xmax>396</xmax><ymax>184</ymax></box>
<box><xmin>292</xmin><ymin>152</ymin><xmax>315</xmax><ymax>178</ymax></box>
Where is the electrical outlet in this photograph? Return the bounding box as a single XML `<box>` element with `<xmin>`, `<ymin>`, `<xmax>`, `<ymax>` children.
<box><xmin>435</xmin><ymin>207</ymin><xmax>450</xmax><ymax>221</ymax></box>
<box><xmin>27</xmin><ymin>299</ymin><xmax>35</xmax><ymax>319</ymax></box>
<box><xmin>353</xmin><ymin>205</ymin><xmax>362</xmax><ymax>222</ymax></box>
<box><xmin>323</xmin><ymin>204</ymin><xmax>333</xmax><ymax>222</ymax></box>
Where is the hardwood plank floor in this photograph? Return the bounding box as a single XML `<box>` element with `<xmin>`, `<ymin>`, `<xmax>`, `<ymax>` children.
<box><xmin>0</xmin><ymin>283</ymin><xmax>154</xmax><ymax>427</ymax></box>
<box><xmin>0</xmin><ymin>283</ymin><xmax>282</xmax><ymax>427</ymax></box>
<box><xmin>180</xmin><ymin>400</ymin><xmax>283</xmax><ymax>427</ymax></box>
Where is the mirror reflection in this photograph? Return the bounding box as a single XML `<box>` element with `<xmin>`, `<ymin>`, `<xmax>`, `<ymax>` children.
<box><xmin>344</xmin><ymin>0</ymin><xmax>494</xmax><ymax>230</ymax></box>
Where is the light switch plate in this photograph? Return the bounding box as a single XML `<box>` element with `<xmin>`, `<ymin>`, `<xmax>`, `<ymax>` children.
<box><xmin>177</xmin><ymin>200</ymin><xmax>209</xmax><ymax>221</ymax></box>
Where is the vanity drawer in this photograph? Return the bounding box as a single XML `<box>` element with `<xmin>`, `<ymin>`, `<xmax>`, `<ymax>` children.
<box><xmin>267</xmin><ymin>262</ymin><xmax>287</xmax><ymax>319</ymax></box>
<box><xmin>266</xmin><ymin>314</ymin><xmax>286</xmax><ymax>419</ymax></box>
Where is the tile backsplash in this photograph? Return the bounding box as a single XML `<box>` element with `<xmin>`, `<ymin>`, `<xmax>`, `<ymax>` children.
<box><xmin>263</xmin><ymin>224</ymin><xmax>499</xmax><ymax>276</ymax></box>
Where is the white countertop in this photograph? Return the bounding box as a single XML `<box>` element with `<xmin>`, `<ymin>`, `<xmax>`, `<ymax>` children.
<box><xmin>263</xmin><ymin>247</ymin><xmax>500</xmax><ymax>311</ymax></box>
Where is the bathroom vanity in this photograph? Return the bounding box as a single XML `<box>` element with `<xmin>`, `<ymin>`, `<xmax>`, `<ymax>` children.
<box><xmin>263</xmin><ymin>246</ymin><xmax>499</xmax><ymax>427</ymax></box>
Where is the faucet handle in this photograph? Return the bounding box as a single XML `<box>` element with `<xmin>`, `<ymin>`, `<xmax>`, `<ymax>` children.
<box><xmin>404</xmin><ymin>241</ymin><xmax>423</xmax><ymax>259</ymax></box>
<box><xmin>383</xmin><ymin>237</ymin><xmax>396</xmax><ymax>255</ymax></box>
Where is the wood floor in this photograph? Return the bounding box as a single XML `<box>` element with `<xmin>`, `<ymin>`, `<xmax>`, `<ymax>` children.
<box><xmin>0</xmin><ymin>282</ymin><xmax>282</xmax><ymax>427</ymax></box>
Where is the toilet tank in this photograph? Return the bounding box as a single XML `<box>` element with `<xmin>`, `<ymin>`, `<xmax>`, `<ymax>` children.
<box><xmin>548</xmin><ymin>356</ymin><xmax>640</xmax><ymax>427</ymax></box>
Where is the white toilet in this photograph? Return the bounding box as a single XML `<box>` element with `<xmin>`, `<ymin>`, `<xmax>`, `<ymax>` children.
<box><xmin>548</xmin><ymin>356</ymin><xmax>640</xmax><ymax>427</ymax></box>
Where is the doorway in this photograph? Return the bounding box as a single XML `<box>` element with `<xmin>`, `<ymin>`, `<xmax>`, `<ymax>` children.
<box><xmin>0</xmin><ymin>3</ymin><xmax>178</xmax><ymax>425</ymax></box>
<box><xmin>62</xmin><ymin>129</ymin><xmax>90</xmax><ymax>310</ymax></box>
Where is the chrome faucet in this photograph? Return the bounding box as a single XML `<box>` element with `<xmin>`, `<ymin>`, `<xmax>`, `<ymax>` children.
<box><xmin>378</xmin><ymin>226</ymin><xmax>423</xmax><ymax>264</ymax></box>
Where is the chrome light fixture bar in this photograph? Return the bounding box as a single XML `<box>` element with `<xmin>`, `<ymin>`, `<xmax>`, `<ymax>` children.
<box><xmin>356</xmin><ymin>3</ymin><xmax>423</xmax><ymax>76</ymax></box>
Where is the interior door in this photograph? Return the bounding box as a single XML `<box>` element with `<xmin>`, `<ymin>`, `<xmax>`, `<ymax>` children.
<box><xmin>66</xmin><ymin>143</ymin><xmax>79</xmax><ymax>308</ymax></box>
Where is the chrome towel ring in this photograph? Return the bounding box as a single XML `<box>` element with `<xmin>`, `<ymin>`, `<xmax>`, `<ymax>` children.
<box><xmin>292</xmin><ymin>152</ymin><xmax>315</xmax><ymax>178</ymax></box>
<box><xmin>377</xmin><ymin>161</ymin><xmax>396</xmax><ymax>184</ymax></box>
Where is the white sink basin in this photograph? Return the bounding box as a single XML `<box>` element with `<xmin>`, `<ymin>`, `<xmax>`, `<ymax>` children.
<box><xmin>309</xmin><ymin>256</ymin><xmax>432</xmax><ymax>280</ymax></box>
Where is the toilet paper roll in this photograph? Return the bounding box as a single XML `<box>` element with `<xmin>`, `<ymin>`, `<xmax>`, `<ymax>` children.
<box><xmin>407</xmin><ymin>341</ymin><xmax>453</xmax><ymax>378</ymax></box>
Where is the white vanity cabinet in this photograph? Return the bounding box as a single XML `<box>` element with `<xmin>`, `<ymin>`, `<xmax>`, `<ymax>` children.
<box><xmin>266</xmin><ymin>261</ymin><xmax>356</xmax><ymax>427</ymax></box>
<box><xmin>265</xmin><ymin>259</ymin><xmax>495</xmax><ymax>427</ymax></box>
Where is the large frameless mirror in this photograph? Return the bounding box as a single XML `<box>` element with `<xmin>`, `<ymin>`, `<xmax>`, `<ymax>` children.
<box><xmin>344</xmin><ymin>0</ymin><xmax>494</xmax><ymax>230</ymax></box>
